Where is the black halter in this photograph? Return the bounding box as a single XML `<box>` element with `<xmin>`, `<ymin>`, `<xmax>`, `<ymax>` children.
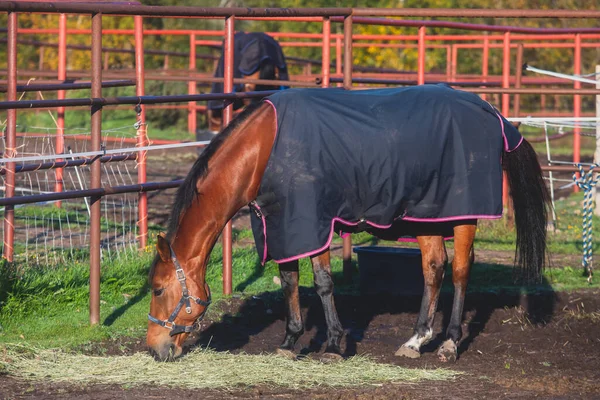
<box><xmin>148</xmin><ymin>243</ymin><xmax>211</xmax><ymax>337</ymax></box>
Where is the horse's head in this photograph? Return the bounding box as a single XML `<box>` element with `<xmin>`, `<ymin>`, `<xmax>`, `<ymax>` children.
<box><xmin>147</xmin><ymin>233</ymin><xmax>211</xmax><ymax>361</ymax></box>
<box><xmin>242</xmin><ymin>61</ymin><xmax>280</xmax><ymax>104</ymax></box>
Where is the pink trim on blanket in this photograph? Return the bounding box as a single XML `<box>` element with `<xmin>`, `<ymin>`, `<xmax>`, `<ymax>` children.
<box><xmin>264</xmin><ymin>99</ymin><xmax>277</xmax><ymax>139</ymax></box>
<box><xmin>270</xmin><ymin>217</ymin><xmax>369</xmax><ymax>264</ymax></box>
<box><xmin>487</xmin><ymin>101</ymin><xmax>523</xmax><ymax>153</ymax></box>
<box><xmin>402</xmin><ymin>214</ymin><xmax>502</xmax><ymax>223</ymax></box>
<box><xmin>251</xmin><ymin>203</ymin><xmax>269</xmax><ymax>265</ymax></box>
<box><xmin>265</xmin><ymin>215</ymin><xmax>490</xmax><ymax>265</ymax></box>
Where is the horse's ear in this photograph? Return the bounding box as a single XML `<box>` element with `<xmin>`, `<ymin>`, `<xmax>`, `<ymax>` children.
<box><xmin>156</xmin><ymin>233</ymin><xmax>170</xmax><ymax>263</ymax></box>
<box><xmin>510</xmin><ymin>121</ymin><xmax>521</xmax><ymax>129</ymax></box>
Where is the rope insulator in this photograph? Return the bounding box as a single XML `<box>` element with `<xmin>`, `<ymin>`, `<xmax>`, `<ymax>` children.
<box><xmin>572</xmin><ymin>163</ymin><xmax>600</xmax><ymax>283</ymax></box>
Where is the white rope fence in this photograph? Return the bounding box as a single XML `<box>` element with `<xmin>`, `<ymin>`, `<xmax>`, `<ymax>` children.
<box><xmin>524</xmin><ymin>64</ymin><xmax>599</xmax><ymax>85</ymax></box>
<box><xmin>0</xmin><ymin>124</ymin><xmax>180</xmax><ymax>265</ymax></box>
<box><xmin>0</xmin><ymin>140</ymin><xmax>211</xmax><ymax>164</ymax></box>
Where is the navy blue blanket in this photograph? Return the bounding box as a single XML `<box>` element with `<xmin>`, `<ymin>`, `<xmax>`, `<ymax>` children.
<box><xmin>250</xmin><ymin>85</ymin><xmax>522</xmax><ymax>264</ymax></box>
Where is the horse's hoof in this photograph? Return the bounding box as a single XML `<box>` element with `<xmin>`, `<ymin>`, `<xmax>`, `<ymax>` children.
<box><xmin>437</xmin><ymin>340</ymin><xmax>457</xmax><ymax>363</ymax></box>
<box><xmin>276</xmin><ymin>348</ymin><xmax>297</xmax><ymax>360</ymax></box>
<box><xmin>319</xmin><ymin>352</ymin><xmax>343</xmax><ymax>363</ymax></box>
<box><xmin>395</xmin><ymin>345</ymin><xmax>421</xmax><ymax>359</ymax></box>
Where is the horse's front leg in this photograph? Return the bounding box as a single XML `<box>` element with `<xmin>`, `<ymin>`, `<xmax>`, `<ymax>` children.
<box><xmin>396</xmin><ymin>235</ymin><xmax>447</xmax><ymax>359</ymax></box>
<box><xmin>437</xmin><ymin>223</ymin><xmax>476</xmax><ymax>363</ymax></box>
<box><xmin>311</xmin><ymin>251</ymin><xmax>344</xmax><ymax>361</ymax></box>
<box><xmin>277</xmin><ymin>260</ymin><xmax>304</xmax><ymax>359</ymax></box>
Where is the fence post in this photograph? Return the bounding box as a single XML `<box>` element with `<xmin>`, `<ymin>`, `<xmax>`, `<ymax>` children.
<box><xmin>135</xmin><ymin>15</ymin><xmax>148</xmax><ymax>250</ymax></box>
<box><xmin>451</xmin><ymin>44</ymin><xmax>457</xmax><ymax>83</ymax></box>
<box><xmin>417</xmin><ymin>26</ymin><xmax>426</xmax><ymax>85</ymax></box>
<box><xmin>343</xmin><ymin>16</ymin><xmax>352</xmax><ymax>89</ymax></box>
<box><xmin>573</xmin><ymin>33</ymin><xmax>582</xmax><ymax>193</ymax></box>
<box><xmin>335</xmin><ymin>35</ymin><xmax>342</xmax><ymax>87</ymax></box>
<box><xmin>322</xmin><ymin>17</ymin><xmax>330</xmax><ymax>88</ymax></box>
<box><xmin>89</xmin><ymin>12</ymin><xmax>103</xmax><ymax>325</ymax></box>
<box><xmin>594</xmin><ymin>65</ymin><xmax>600</xmax><ymax>216</ymax></box>
<box><xmin>222</xmin><ymin>16</ymin><xmax>235</xmax><ymax>296</ymax></box>
<box><xmin>481</xmin><ymin>34</ymin><xmax>489</xmax><ymax>101</ymax></box>
<box><xmin>342</xmin><ymin>15</ymin><xmax>353</xmax><ymax>282</ymax></box>
<box><xmin>188</xmin><ymin>33</ymin><xmax>197</xmax><ymax>135</ymax></box>
<box><xmin>3</xmin><ymin>11</ymin><xmax>17</xmax><ymax>262</ymax></box>
<box><xmin>514</xmin><ymin>43</ymin><xmax>523</xmax><ymax>117</ymax></box>
<box><xmin>501</xmin><ymin>31</ymin><xmax>511</xmax><ymax>215</ymax></box>
<box><xmin>55</xmin><ymin>13</ymin><xmax>67</xmax><ymax>208</ymax></box>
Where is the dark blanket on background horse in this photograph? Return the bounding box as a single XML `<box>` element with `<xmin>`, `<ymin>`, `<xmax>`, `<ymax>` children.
<box><xmin>208</xmin><ymin>32</ymin><xmax>289</xmax><ymax>112</ymax></box>
<box><xmin>250</xmin><ymin>85</ymin><xmax>522</xmax><ymax>264</ymax></box>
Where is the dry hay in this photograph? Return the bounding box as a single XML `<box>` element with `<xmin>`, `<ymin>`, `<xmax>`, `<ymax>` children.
<box><xmin>0</xmin><ymin>345</ymin><xmax>461</xmax><ymax>389</ymax></box>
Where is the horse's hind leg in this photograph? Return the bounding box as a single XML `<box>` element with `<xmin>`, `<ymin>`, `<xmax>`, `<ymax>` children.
<box><xmin>277</xmin><ymin>260</ymin><xmax>304</xmax><ymax>359</ymax></box>
<box><xmin>311</xmin><ymin>251</ymin><xmax>344</xmax><ymax>361</ymax></box>
<box><xmin>396</xmin><ymin>235</ymin><xmax>447</xmax><ymax>359</ymax></box>
<box><xmin>437</xmin><ymin>223</ymin><xmax>476</xmax><ymax>363</ymax></box>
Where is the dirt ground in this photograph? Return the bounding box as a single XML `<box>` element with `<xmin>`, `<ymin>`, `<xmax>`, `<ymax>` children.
<box><xmin>1</xmin><ymin>285</ymin><xmax>600</xmax><ymax>399</ymax></box>
<box><xmin>3</xmin><ymin>148</ymin><xmax>600</xmax><ymax>399</ymax></box>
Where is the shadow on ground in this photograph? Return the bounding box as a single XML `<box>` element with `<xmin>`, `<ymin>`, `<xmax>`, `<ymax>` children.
<box><xmin>185</xmin><ymin>261</ymin><xmax>557</xmax><ymax>360</ymax></box>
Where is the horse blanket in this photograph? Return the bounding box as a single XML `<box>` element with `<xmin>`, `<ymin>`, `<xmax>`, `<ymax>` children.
<box><xmin>249</xmin><ymin>84</ymin><xmax>522</xmax><ymax>264</ymax></box>
<box><xmin>208</xmin><ymin>32</ymin><xmax>289</xmax><ymax>112</ymax></box>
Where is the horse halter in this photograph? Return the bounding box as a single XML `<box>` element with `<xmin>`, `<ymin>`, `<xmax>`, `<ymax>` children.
<box><xmin>148</xmin><ymin>242</ymin><xmax>211</xmax><ymax>337</ymax></box>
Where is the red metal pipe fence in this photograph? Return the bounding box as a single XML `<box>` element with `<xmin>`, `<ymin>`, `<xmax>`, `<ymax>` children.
<box><xmin>3</xmin><ymin>12</ymin><xmax>17</xmax><ymax>263</ymax></box>
<box><xmin>135</xmin><ymin>15</ymin><xmax>148</xmax><ymax>251</ymax></box>
<box><xmin>221</xmin><ymin>15</ymin><xmax>235</xmax><ymax>296</ymax></box>
<box><xmin>1</xmin><ymin>4</ymin><xmax>600</xmax><ymax>324</ymax></box>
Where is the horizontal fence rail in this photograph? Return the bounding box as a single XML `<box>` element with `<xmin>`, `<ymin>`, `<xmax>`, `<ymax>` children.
<box><xmin>2</xmin><ymin>3</ymin><xmax>600</xmax><ymax>18</ymax></box>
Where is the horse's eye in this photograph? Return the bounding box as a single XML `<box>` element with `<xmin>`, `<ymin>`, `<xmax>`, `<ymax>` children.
<box><xmin>153</xmin><ymin>288</ymin><xmax>165</xmax><ymax>297</ymax></box>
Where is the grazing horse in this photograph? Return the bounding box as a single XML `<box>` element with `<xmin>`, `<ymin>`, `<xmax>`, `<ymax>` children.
<box><xmin>205</xmin><ymin>31</ymin><xmax>288</xmax><ymax>134</ymax></box>
<box><xmin>147</xmin><ymin>84</ymin><xmax>550</xmax><ymax>362</ymax></box>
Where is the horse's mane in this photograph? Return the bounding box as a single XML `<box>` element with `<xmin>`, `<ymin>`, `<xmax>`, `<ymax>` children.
<box><xmin>166</xmin><ymin>101</ymin><xmax>265</xmax><ymax>240</ymax></box>
<box><xmin>149</xmin><ymin>101</ymin><xmax>264</xmax><ymax>281</ymax></box>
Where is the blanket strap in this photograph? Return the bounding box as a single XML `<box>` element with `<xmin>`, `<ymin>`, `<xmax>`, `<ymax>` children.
<box><xmin>249</xmin><ymin>192</ymin><xmax>280</xmax><ymax>218</ymax></box>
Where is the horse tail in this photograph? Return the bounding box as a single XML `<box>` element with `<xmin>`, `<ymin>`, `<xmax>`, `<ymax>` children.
<box><xmin>502</xmin><ymin>138</ymin><xmax>551</xmax><ymax>283</ymax></box>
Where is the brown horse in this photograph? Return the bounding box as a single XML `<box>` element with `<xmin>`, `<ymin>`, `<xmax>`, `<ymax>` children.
<box><xmin>147</xmin><ymin>86</ymin><xmax>550</xmax><ymax>362</ymax></box>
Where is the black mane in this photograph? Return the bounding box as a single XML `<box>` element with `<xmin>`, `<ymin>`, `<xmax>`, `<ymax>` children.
<box><xmin>165</xmin><ymin>101</ymin><xmax>265</xmax><ymax>240</ymax></box>
<box><xmin>148</xmin><ymin>101</ymin><xmax>265</xmax><ymax>282</ymax></box>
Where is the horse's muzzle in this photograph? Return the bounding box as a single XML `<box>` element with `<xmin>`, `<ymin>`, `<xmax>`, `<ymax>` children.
<box><xmin>149</xmin><ymin>341</ymin><xmax>182</xmax><ymax>362</ymax></box>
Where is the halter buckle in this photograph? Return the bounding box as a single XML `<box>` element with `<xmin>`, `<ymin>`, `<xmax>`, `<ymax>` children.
<box><xmin>185</xmin><ymin>306</ymin><xmax>192</xmax><ymax>314</ymax></box>
<box><xmin>175</xmin><ymin>268</ymin><xmax>186</xmax><ymax>281</ymax></box>
<box><xmin>163</xmin><ymin>320</ymin><xmax>174</xmax><ymax>330</ymax></box>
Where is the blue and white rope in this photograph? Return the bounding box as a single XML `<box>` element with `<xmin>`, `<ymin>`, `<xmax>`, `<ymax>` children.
<box><xmin>572</xmin><ymin>164</ymin><xmax>599</xmax><ymax>283</ymax></box>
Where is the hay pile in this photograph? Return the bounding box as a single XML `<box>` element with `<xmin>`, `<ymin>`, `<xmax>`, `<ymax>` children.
<box><xmin>1</xmin><ymin>345</ymin><xmax>460</xmax><ymax>389</ymax></box>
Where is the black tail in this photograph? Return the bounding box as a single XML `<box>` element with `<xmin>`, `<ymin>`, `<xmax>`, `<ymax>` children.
<box><xmin>503</xmin><ymin>139</ymin><xmax>551</xmax><ymax>283</ymax></box>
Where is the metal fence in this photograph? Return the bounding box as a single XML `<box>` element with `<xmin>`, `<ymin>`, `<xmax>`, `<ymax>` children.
<box><xmin>2</xmin><ymin>3</ymin><xmax>600</xmax><ymax>324</ymax></box>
